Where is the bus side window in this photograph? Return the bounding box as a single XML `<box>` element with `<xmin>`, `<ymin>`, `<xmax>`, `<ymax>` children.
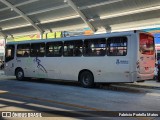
<box><xmin>46</xmin><ymin>42</ymin><xmax>63</xmax><ymax>57</ymax></box>
<box><xmin>74</xmin><ymin>40</ymin><xmax>82</xmax><ymax>56</ymax></box>
<box><xmin>64</xmin><ymin>41</ymin><xmax>73</xmax><ymax>56</ymax></box>
<box><xmin>99</xmin><ymin>49</ymin><xmax>105</xmax><ymax>56</ymax></box>
<box><xmin>74</xmin><ymin>47</ymin><xmax>81</xmax><ymax>56</ymax></box>
<box><xmin>107</xmin><ymin>37</ymin><xmax>127</xmax><ymax>56</ymax></box>
<box><xmin>86</xmin><ymin>48</ymin><xmax>92</xmax><ymax>56</ymax></box>
<box><xmin>31</xmin><ymin>44</ymin><xmax>38</xmax><ymax>57</ymax></box>
<box><xmin>64</xmin><ymin>40</ymin><xmax>82</xmax><ymax>57</ymax></box>
<box><xmin>30</xmin><ymin>43</ymin><xmax>45</xmax><ymax>57</ymax></box>
<box><xmin>17</xmin><ymin>44</ymin><xmax>30</xmax><ymax>57</ymax></box>
<box><xmin>59</xmin><ymin>46</ymin><xmax>63</xmax><ymax>55</ymax></box>
<box><xmin>53</xmin><ymin>42</ymin><xmax>63</xmax><ymax>56</ymax></box>
<box><xmin>24</xmin><ymin>51</ymin><xmax>29</xmax><ymax>56</ymax></box>
<box><xmin>39</xmin><ymin>43</ymin><xmax>45</xmax><ymax>57</ymax></box>
<box><xmin>84</xmin><ymin>38</ymin><xmax>106</xmax><ymax>56</ymax></box>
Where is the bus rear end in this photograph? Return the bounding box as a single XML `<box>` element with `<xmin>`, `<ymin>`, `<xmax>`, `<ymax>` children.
<box><xmin>137</xmin><ymin>32</ymin><xmax>155</xmax><ymax>81</ymax></box>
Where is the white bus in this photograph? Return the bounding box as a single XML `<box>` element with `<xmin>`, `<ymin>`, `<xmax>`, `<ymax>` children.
<box><xmin>5</xmin><ymin>30</ymin><xmax>155</xmax><ymax>87</ymax></box>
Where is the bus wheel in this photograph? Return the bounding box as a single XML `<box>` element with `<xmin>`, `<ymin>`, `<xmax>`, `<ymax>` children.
<box><xmin>16</xmin><ymin>68</ymin><xmax>24</xmax><ymax>81</ymax></box>
<box><xmin>79</xmin><ymin>71</ymin><xmax>94</xmax><ymax>88</ymax></box>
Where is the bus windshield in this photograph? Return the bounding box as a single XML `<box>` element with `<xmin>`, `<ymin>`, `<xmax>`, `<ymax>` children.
<box><xmin>139</xmin><ymin>33</ymin><xmax>154</xmax><ymax>55</ymax></box>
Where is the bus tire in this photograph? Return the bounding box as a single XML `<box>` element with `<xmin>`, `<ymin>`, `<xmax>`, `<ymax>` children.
<box><xmin>79</xmin><ymin>71</ymin><xmax>94</xmax><ymax>88</ymax></box>
<box><xmin>16</xmin><ymin>68</ymin><xmax>24</xmax><ymax>81</ymax></box>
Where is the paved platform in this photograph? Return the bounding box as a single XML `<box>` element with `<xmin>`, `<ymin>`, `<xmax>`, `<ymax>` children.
<box><xmin>119</xmin><ymin>80</ymin><xmax>160</xmax><ymax>90</ymax></box>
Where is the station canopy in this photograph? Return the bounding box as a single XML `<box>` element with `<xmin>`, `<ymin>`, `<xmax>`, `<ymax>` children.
<box><xmin>0</xmin><ymin>0</ymin><xmax>160</xmax><ymax>39</ymax></box>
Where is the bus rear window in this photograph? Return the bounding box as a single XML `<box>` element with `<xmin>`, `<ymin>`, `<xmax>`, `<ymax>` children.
<box><xmin>139</xmin><ymin>33</ymin><xmax>154</xmax><ymax>55</ymax></box>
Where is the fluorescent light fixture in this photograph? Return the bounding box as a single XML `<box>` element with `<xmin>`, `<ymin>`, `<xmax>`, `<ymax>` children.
<box><xmin>80</xmin><ymin>0</ymin><xmax>123</xmax><ymax>10</ymax></box>
<box><xmin>3</xmin><ymin>24</ymin><xmax>31</xmax><ymax>30</ymax></box>
<box><xmin>41</xmin><ymin>15</ymin><xmax>80</xmax><ymax>24</ymax></box>
<box><xmin>99</xmin><ymin>5</ymin><xmax>160</xmax><ymax>20</ymax></box>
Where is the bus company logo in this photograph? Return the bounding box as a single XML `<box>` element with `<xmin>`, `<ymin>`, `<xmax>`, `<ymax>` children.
<box><xmin>116</xmin><ymin>59</ymin><xmax>129</xmax><ymax>65</ymax></box>
<box><xmin>16</xmin><ymin>58</ymin><xmax>21</xmax><ymax>62</ymax></box>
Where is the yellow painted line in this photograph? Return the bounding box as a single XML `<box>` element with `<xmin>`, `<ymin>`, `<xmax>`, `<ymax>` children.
<box><xmin>3</xmin><ymin>92</ymin><xmax>154</xmax><ymax>119</ymax></box>
<box><xmin>7</xmin><ymin>93</ymin><xmax>103</xmax><ymax>111</ymax></box>
<box><xmin>0</xmin><ymin>90</ymin><xmax>8</xmax><ymax>94</ymax></box>
<box><xmin>26</xmin><ymin>103</ymin><xmax>68</xmax><ymax>111</ymax></box>
<box><xmin>0</xmin><ymin>98</ymin><xmax>25</xmax><ymax>104</ymax></box>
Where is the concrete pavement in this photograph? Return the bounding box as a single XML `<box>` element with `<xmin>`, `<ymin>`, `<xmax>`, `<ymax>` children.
<box><xmin>115</xmin><ymin>80</ymin><xmax>160</xmax><ymax>90</ymax></box>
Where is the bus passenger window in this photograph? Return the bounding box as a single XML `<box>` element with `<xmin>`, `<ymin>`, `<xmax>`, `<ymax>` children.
<box><xmin>64</xmin><ymin>42</ymin><xmax>74</xmax><ymax>56</ymax></box>
<box><xmin>84</xmin><ymin>38</ymin><xmax>106</xmax><ymax>56</ymax></box>
<box><xmin>99</xmin><ymin>49</ymin><xmax>105</xmax><ymax>56</ymax></box>
<box><xmin>30</xmin><ymin>43</ymin><xmax>45</xmax><ymax>57</ymax></box>
<box><xmin>74</xmin><ymin>47</ymin><xmax>81</xmax><ymax>56</ymax></box>
<box><xmin>74</xmin><ymin>40</ymin><xmax>82</xmax><ymax>56</ymax></box>
<box><xmin>17</xmin><ymin>44</ymin><xmax>30</xmax><ymax>57</ymax></box>
<box><xmin>64</xmin><ymin>40</ymin><xmax>82</xmax><ymax>57</ymax></box>
<box><xmin>107</xmin><ymin>37</ymin><xmax>127</xmax><ymax>56</ymax></box>
<box><xmin>46</xmin><ymin>42</ymin><xmax>63</xmax><ymax>57</ymax></box>
<box><xmin>24</xmin><ymin>51</ymin><xmax>29</xmax><ymax>56</ymax></box>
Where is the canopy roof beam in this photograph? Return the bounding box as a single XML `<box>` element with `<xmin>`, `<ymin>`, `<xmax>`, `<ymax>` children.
<box><xmin>65</xmin><ymin>0</ymin><xmax>96</xmax><ymax>32</ymax></box>
<box><xmin>91</xmin><ymin>5</ymin><xmax>160</xmax><ymax>21</ymax></box>
<box><xmin>0</xmin><ymin>0</ymin><xmax>39</xmax><ymax>12</ymax></box>
<box><xmin>0</xmin><ymin>0</ymin><xmax>43</xmax><ymax>34</ymax></box>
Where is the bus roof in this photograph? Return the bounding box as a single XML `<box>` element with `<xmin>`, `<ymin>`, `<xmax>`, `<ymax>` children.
<box><xmin>6</xmin><ymin>30</ymin><xmax>146</xmax><ymax>45</ymax></box>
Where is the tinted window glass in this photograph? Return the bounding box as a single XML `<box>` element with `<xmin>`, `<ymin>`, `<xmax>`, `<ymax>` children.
<box><xmin>84</xmin><ymin>38</ymin><xmax>106</xmax><ymax>56</ymax></box>
<box><xmin>17</xmin><ymin>44</ymin><xmax>30</xmax><ymax>57</ymax></box>
<box><xmin>46</xmin><ymin>42</ymin><xmax>63</xmax><ymax>57</ymax></box>
<box><xmin>64</xmin><ymin>40</ymin><xmax>82</xmax><ymax>57</ymax></box>
<box><xmin>107</xmin><ymin>37</ymin><xmax>127</xmax><ymax>56</ymax></box>
<box><xmin>30</xmin><ymin>43</ymin><xmax>45</xmax><ymax>57</ymax></box>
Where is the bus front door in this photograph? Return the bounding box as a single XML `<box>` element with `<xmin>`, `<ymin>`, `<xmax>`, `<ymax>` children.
<box><xmin>5</xmin><ymin>45</ymin><xmax>15</xmax><ymax>76</ymax></box>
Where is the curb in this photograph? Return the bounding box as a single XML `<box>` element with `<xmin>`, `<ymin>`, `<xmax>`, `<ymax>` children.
<box><xmin>116</xmin><ymin>83</ymin><xmax>160</xmax><ymax>90</ymax></box>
